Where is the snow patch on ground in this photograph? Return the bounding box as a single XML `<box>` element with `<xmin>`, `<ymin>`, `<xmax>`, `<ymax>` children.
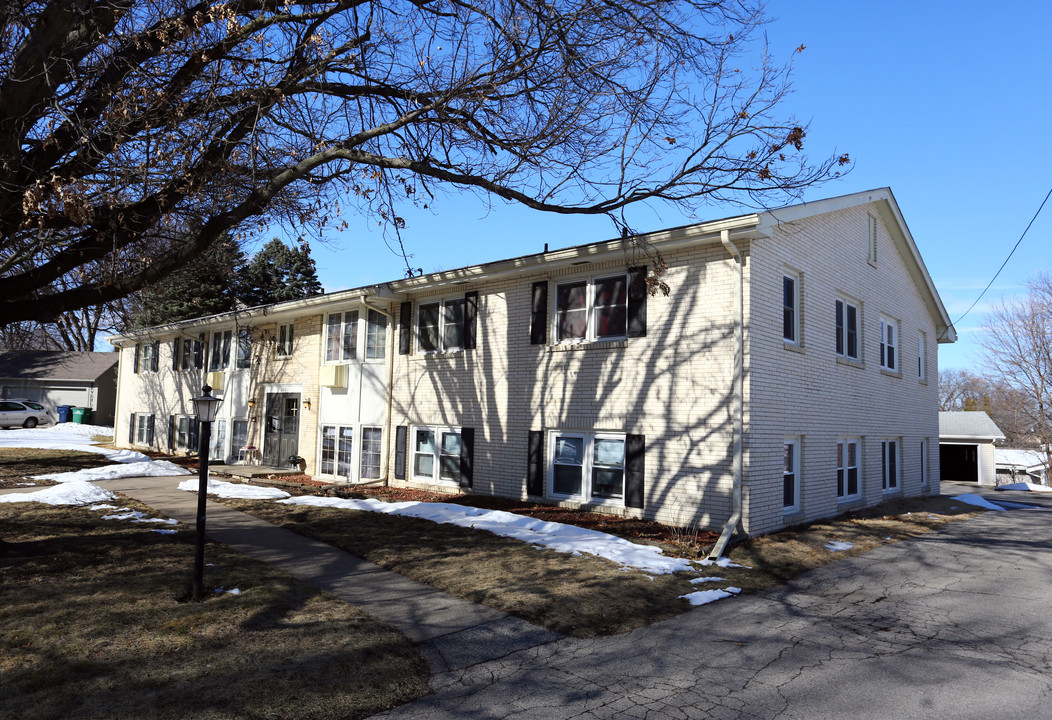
<box><xmin>178</xmin><ymin>477</ymin><xmax>291</xmax><ymax>500</ymax></box>
<box><xmin>0</xmin><ymin>425</ymin><xmax>147</xmax><ymax>463</ymax></box>
<box><xmin>680</xmin><ymin>586</ymin><xmax>742</xmax><ymax>606</ymax></box>
<box><xmin>279</xmin><ymin>494</ymin><xmax>694</xmax><ymax>574</ymax></box>
<box><xmin>690</xmin><ymin>576</ymin><xmax>726</xmax><ymax>584</ymax></box>
<box><xmin>33</xmin><ymin>460</ymin><xmax>191</xmax><ymax>483</ymax></box>
<box><xmin>0</xmin><ymin>481</ymin><xmax>116</xmax><ymax>506</ymax></box>
<box><xmin>824</xmin><ymin>541</ymin><xmax>855</xmax><ymax>552</ymax></box>
<box><xmin>996</xmin><ymin>482</ymin><xmax>1052</xmax><ymax>493</ymax></box>
<box><xmin>953</xmin><ymin>494</ymin><xmax>1006</xmax><ymax>511</ymax></box>
<box><xmin>697</xmin><ymin>557</ymin><xmax>752</xmax><ymax>569</ymax></box>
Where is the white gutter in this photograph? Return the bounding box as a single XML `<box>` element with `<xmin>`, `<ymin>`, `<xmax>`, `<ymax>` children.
<box><xmin>708</xmin><ymin>229</ymin><xmax>745</xmax><ymax>560</ymax></box>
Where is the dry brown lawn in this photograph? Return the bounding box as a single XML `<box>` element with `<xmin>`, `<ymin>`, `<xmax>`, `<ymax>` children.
<box><xmin>0</xmin><ymin>498</ymin><xmax>428</xmax><ymax>720</ymax></box>
<box><xmin>0</xmin><ymin>447</ymin><xmax>114</xmax><ymax>488</ymax></box>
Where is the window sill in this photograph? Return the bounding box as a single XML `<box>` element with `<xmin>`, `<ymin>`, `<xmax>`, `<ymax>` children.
<box><xmin>783</xmin><ymin>341</ymin><xmax>804</xmax><ymax>354</ymax></box>
<box><xmin>880</xmin><ymin>368</ymin><xmax>902</xmax><ymax>379</ymax></box>
<box><xmin>549</xmin><ymin>339</ymin><xmax>627</xmax><ymax>354</ymax></box>
<box><xmin>836</xmin><ymin>497</ymin><xmax>864</xmax><ymax>510</ymax></box>
<box><xmin>836</xmin><ymin>356</ymin><xmax>864</xmax><ymax>369</ymax></box>
<box><xmin>882</xmin><ymin>487</ymin><xmax>902</xmax><ymax>495</ymax></box>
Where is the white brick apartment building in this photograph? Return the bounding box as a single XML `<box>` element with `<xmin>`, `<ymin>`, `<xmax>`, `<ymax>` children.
<box><xmin>110</xmin><ymin>187</ymin><xmax>955</xmax><ymax>536</ymax></box>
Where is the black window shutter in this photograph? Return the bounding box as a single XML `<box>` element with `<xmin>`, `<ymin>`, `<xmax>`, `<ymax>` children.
<box><xmin>464</xmin><ymin>291</ymin><xmax>478</xmax><ymax>350</ymax></box>
<box><xmin>190</xmin><ymin>418</ymin><xmax>200</xmax><ymax>452</ymax></box>
<box><xmin>151</xmin><ymin>341</ymin><xmax>160</xmax><ymax>371</ymax></box>
<box><xmin>195</xmin><ymin>334</ymin><xmax>205</xmax><ymax>369</ymax></box>
<box><xmin>172</xmin><ymin>339</ymin><xmax>180</xmax><ymax>371</ymax></box>
<box><xmin>168</xmin><ymin>415</ymin><xmax>175</xmax><ymax>451</ymax></box>
<box><xmin>527</xmin><ymin>430</ymin><xmax>544</xmax><ymax>496</ymax></box>
<box><xmin>459</xmin><ymin>427</ymin><xmax>474</xmax><ymax>489</ymax></box>
<box><xmin>398</xmin><ymin>302</ymin><xmax>412</xmax><ymax>355</ymax></box>
<box><xmin>133</xmin><ymin>344</ymin><xmax>141</xmax><ymax>374</ymax></box>
<box><xmin>530</xmin><ymin>282</ymin><xmax>548</xmax><ymax>345</ymax></box>
<box><xmin>146</xmin><ymin>415</ymin><xmax>156</xmax><ymax>445</ymax></box>
<box><xmin>394</xmin><ymin>425</ymin><xmax>407</xmax><ymax>479</ymax></box>
<box><xmin>627</xmin><ymin>267</ymin><xmax>647</xmax><ymax>338</ymax></box>
<box><xmin>625</xmin><ymin>434</ymin><xmax>645</xmax><ymax>509</ymax></box>
<box><xmin>129</xmin><ymin>413</ymin><xmax>135</xmax><ymax>444</ymax></box>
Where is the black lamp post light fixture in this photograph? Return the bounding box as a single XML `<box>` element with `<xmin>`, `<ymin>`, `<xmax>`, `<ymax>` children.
<box><xmin>190</xmin><ymin>384</ymin><xmax>223</xmax><ymax>600</ymax></box>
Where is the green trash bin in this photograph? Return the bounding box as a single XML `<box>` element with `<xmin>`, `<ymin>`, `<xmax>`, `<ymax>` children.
<box><xmin>71</xmin><ymin>407</ymin><xmax>91</xmax><ymax>424</ymax></box>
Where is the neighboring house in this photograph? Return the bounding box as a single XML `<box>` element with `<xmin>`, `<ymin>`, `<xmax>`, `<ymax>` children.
<box><xmin>108</xmin><ymin>187</ymin><xmax>955</xmax><ymax>536</ymax></box>
<box><xmin>938</xmin><ymin>411</ymin><xmax>1005</xmax><ymax>485</ymax></box>
<box><xmin>995</xmin><ymin>448</ymin><xmax>1050</xmax><ymax>486</ymax></box>
<box><xmin>0</xmin><ymin>351</ymin><xmax>119</xmax><ymax>426</ymax></box>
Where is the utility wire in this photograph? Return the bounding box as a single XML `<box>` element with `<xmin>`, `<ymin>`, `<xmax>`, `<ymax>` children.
<box><xmin>951</xmin><ymin>186</ymin><xmax>1052</xmax><ymax>328</ymax></box>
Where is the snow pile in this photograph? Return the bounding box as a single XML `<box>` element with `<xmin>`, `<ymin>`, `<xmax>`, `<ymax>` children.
<box><xmin>0</xmin><ymin>425</ymin><xmax>147</xmax><ymax>463</ymax></box>
<box><xmin>33</xmin><ymin>460</ymin><xmax>191</xmax><ymax>483</ymax></box>
<box><xmin>101</xmin><ymin>510</ymin><xmax>177</xmax><ymax>525</ymax></box>
<box><xmin>824</xmin><ymin>541</ymin><xmax>855</xmax><ymax>552</ymax></box>
<box><xmin>178</xmin><ymin>477</ymin><xmax>291</xmax><ymax>500</ymax></box>
<box><xmin>680</xmin><ymin>586</ymin><xmax>742</xmax><ymax>606</ymax></box>
<box><xmin>280</xmin><ymin>495</ymin><xmax>694</xmax><ymax>574</ymax></box>
<box><xmin>690</xmin><ymin>576</ymin><xmax>726</xmax><ymax>584</ymax></box>
<box><xmin>953</xmin><ymin>494</ymin><xmax>1006</xmax><ymax>511</ymax></box>
<box><xmin>697</xmin><ymin>557</ymin><xmax>752</xmax><ymax>569</ymax></box>
<box><xmin>996</xmin><ymin>482</ymin><xmax>1052</xmax><ymax>493</ymax></box>
<box><xmin>0</xmin><ymin>481</ymin><xmax>116</xmax><ymax>506</ymax></box>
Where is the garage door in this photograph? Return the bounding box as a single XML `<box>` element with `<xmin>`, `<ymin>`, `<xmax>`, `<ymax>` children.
<box><xmin>941</xmin><ymin>444</ymin><xmax>979</xmax><ymax>482</ymax></box>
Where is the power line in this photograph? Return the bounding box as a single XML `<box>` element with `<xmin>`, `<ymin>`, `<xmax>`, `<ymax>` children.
<box><xmin>951</xmin><ymin>186</ymin><xmax>1052</xmax><ymax>328</ymax></box>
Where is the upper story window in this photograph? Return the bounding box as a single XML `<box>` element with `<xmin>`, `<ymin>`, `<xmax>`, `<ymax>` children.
<box><xmin>366</xmin><ymin>310</ymin><xmax>387</xmax><ymax>359</ymax></box>
<box><xmin>209</xmin><ymin>330</ymin><xmax>232</xmax><ymax>371</ymax></box>
<box><xmin>419</xmin><ymin>297</ymin><xmax>466</xmax><ymax>352</ymax></box>
<box><xmin>783</xmin><ymin>272</ymin><xmax>799</xmax><ymax>344</ymax></box>
<box><xmin>236</xmin><ymin>329</ymin><xmax>252</xmax><ymax>369</ymax></box>
<box><xmin>917</xmin><ymin>331</ymin><xmax>927</xmax><ymax>381</ymax></box>
<box><xmin>835</xmin><ymin>298</ymin><xmax>859</xmax><ymax>360</ymax></box>
<box><xmin>880</xmin><ymin>315</ymin><xmax>898</xmax><ymax>372</ymax></box>
<box><xmin>555</xmin><ymin>274</ymin><xmax>629</xmax><ymax>342</ymax></box>
<box><xmin>176</xmin><ymin>336</ymin><xmax>204</xmax><ymax>372</ymax></box>
<box><xmin>276</xmin><ymin>323</ymin><xmax>294</xmax><ymax>358</ymax></box>
<box><xmin>326</xmin><ymin>310</ymin><xmax>358</xmax><ymax>362</ymax></box>
<box><xmin>134</xmin><ymin>341</ymin><xmax>159</xmax><ymax>373</ymax></box>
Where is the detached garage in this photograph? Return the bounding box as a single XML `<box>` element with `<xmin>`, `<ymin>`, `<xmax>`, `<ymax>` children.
<box><xmin>0</xmin><ymin>351</ymin><xmax>119</xmax><ymax>426</ymax></box>
<box><xmin>939</xmin><ymin>411</ymin><xmax>1005</xmax><ymax>485</ymax></box>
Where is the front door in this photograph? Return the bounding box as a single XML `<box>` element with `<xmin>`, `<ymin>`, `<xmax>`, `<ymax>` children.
<box><xmin>263</xmin><ymin>393</ymin><xmax>300</xmax><ymax>466</ymax></box>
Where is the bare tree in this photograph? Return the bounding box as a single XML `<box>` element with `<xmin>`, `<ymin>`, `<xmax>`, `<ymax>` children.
<box><xmin>982</xmin><ymin>273</ymin><xmax>1052</xmax><ymax>471</ymax></box>
<box><xmin>1</xmin><ymin>0</ymin><xmax>848</xmax><ymax>324</ymax></box>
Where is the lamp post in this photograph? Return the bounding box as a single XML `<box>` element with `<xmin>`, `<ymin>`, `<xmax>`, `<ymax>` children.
<box><xmin>190</xmin><ymin>384</ymin><xmax>223</xmax><ymax>600</ymax></box>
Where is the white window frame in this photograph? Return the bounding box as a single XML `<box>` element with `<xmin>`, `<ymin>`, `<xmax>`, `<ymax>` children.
<box><xmin>882</xmin><ymin>439</ymin><xmax>900</xmax><ymax>492</ymax></box>
<box><xmin>917</xmin><ymin>331</ymin><xmax>927</xmax><ymax>381</ymax></box>
<box><xmin>209</xmin><ymin>329</ymin><xmax>232</xmax><ymax>371</ymax></box>
<box><xmin>210</xmin><ymin>418</ymin><xmax>227</xmax><ymax>462</ymax></box>
<box><xmin>174</xmin><ymin>414</ymin><xmax>193</xmax><ymax>451</ymax></box>
<box><xmin>837</xmin><ymin>438</ymin><xmax>861</xmax><ymax>501</ymax></box>
<box><xmin>783</xmin><ymin>271</ymin><xmax>800</xmax><ymax>345</ymax></box>
<box><xmin>417</xmin><ymin>298</ymin><xmax>467</xmax><ymax>353</ymax></box>
<box><xmin>365</xmin><ymin>309</ymin><xmax>387</xmax><ymax>360</ymax></box>
<box><xmin>325</xmin><ymin>310</ymin><xmax>359</xmax><ymax>363</ymax></box>
<box><xmin>547</xmin><ymin>430</ymin><xmax>627</xmax><ymax>506</ymax></box>
<box><xmin>360</xmin><ymin>426</ymin><xmax>383</xmax><ymax>479</ymax></box>
<box><xmin>276</xmin><ymin>323</ymin><xmax>295</xmax><ymax>358</ymax></box>
<box><xmin>553</xmin><ymin>273</ymin><xmax>630</xmax><ymax>344</ymax></box>
<box><xmin>783</xmin><ymin>437</ymin><xmax>800</xmax><ymax>513</ymax></box>
<box><xmin>835</xmin><ymin>296</ymin><xmax>860</xmax><ymax>360</ymax></box>
<box><xmin>411</xmin><ymin>425</ymin><xmax>463</xmax><ymax>484</ymax></box>
<box><xmin>920</xmin><ymin>439</ymin><xmax>929</xmax><ymax>487</ymax></box>
<box><xmin>880</xmin><ymin>315</ymin><xmax>898</xmax><ymax>372</ymax></box>
<box><xmin>141</xmin><ymin>342</ymin><xmax>156</xmax><ymax>373</ymax></box>
<box><xmin>319</xmin><ymin>424</ymin><xmax>355</xmax><ymax>479</ymax></box>
<box><xmin>134</xmin><ymin>413</ymin><xmax>151</xmax><ymax>446</ymax></box>
<box><xmin>235</xmin><ymin>329</ymin><xmax>252</xmax><ymax>369</ymax></box>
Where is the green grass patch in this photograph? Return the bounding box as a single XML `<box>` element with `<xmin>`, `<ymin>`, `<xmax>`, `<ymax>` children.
<box><xmin>0</xmin><ymin>499</ymin><xmax>428</xmax><ymax>719</ymax></box>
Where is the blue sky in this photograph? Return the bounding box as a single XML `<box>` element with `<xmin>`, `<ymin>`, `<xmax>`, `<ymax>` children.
<box><xmin>265</xmin><ymin>1</ymin><xmax>1051</xmax><ymax>373</ymax></box>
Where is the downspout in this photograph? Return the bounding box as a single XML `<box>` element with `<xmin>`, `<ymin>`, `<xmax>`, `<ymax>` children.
<box><xmin>112</xmin><ymin>343</ymin><xmax>125</xmax><ymax>445</ymax></box>
<box><xmin>708</xmin><ymin>229</ymin><xmax>745</xmax><ymax>560</ymax></box>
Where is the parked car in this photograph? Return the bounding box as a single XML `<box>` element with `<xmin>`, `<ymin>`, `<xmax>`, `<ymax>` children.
<box><xmin>0</xmin><ymin>399</ymin><xmax>52</xmax><ymax>429</ymax></box>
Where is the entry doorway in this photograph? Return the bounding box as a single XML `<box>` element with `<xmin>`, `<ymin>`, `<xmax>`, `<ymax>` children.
<box><xmin>263</xmin><ymin>393</ymin><xmax>300</xmax><ymax>466</ymax></box>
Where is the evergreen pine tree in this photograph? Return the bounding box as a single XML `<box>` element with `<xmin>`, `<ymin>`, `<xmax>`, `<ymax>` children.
<box><xmin>238</xmin><ymin>239</ymin><xmax>324</xmax><ymax>307</ymax></box>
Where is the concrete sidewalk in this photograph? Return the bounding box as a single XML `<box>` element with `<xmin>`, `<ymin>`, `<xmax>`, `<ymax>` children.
<box><xmin>87</xmin><ymin>475</ymin><xmax>560</xmax><ymax>672</ymax></box>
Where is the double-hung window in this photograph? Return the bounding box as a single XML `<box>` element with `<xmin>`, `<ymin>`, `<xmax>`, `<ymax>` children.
<box><xmin>412</xmin><ymin>427</ymin><xmax>462</xmax><ymax>483</ymax></box>
<box><xmin>174</xmin><ymin>415</ymin><xmax>191</xmax><ymax>451</ymax></box>
<box><xmin>882</xmin><ymin>439</ymin><xmax>899</xmax><ymax>491</ymax></box>
<box><xmin>837</xmin><ymin>439</ymin><xmax>860</xmax><ymax>500</ymax></box>
<box><xmin>210</xmin><ymin>419</ymin><xmax>227</xmax><ymax>462</ymax></box>
<box><xmin>132</xmin><ymin>413</ymin><xmax>154</xmax><ymax>445</ymax></box>
<box><xmin>555</xmin><ymin>274</ymin><xmax>628</xmax><ymax>342</ymax></box>
<box><xmin>783</xmin><ymin>438</ymin><xmax>800</xmax><ymax>512</ymax></box>
<box><xmin>366</xmin><ymin>310</ymin><xmax>386</xmax><ymax>359</ymax></box>
<box><xmin>419</xmin><ymin>298</ymin><xmax>466</xmax><ymax>352</ymax></box>
<box><xmin>360</xmin><ymin>427</ymin><xmax>383</xmax><ymax>478</ymax></box>
<box><xmin>320</xmin><ymin>425</ymin><xmax>355</xmax><ymax>478</ymax></box>
<box><xmin>276</xmin><ymin>323</ymin><xmax>294</xmax><ymax>358</ymax></box>
<box><xmin>880</xmin><ymin>315</ymin><xmax>898</xmax><ymax>371</ymax></box>
<box><xmin>783</xmin><ymin>272</ymin><xmax>799</xmax><ymax>344</ymax></box>
<box><xmin>326</xmin><ymin>311</ymin><xmax>359</xmax><ymax>362</ymax></box>
<box><xmin>549</xmin><ymin>431</ymin><xmax>626</xmax><ymax>503</ymax></box>
<box><xmin>835</xmin><ymin>298</ymin><xmax>859</xmax><ymax>360</ymax></box>
<box><xmin>235</xmin><ymin>329</ymin><xmax>251</xmax><ymax>369</ymax></box>
<box><xmin>210</xmin><ymin>330</ymin><xmax>232</xmax><ymax>371</ymax></box>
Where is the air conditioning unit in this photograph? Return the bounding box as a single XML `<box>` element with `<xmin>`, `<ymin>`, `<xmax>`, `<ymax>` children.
<box><xmin>320</xmin><ymin>364</ymin><xmax>348</xmax><ymax>388</ymax></box>
<box><xmin>206</xmin><ymin>371</ymin><xmax>224</xmax><ymax>392</ymax></box>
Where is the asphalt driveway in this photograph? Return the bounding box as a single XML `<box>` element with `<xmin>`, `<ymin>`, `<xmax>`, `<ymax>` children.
<box><xmin>377</xmin><ymin>484</ymin><xmax>1052</xmax><ymax>719</ymax></box>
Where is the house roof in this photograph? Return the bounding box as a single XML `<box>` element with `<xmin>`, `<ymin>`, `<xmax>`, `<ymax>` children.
<box><xmin>939</xmin><ymin>411</ymin><xmax>1006</xmax><ymax>441</ymax></box>
<box><xmin>0</xmin><ymin>351</ymin><xmax>119</xmax><ymax>382</ymax></box>
<box><xmin>995</xmin><ymin>448</ymin><xmax>1049</xmax><ymax>471</ymax></box>
<box><xmin>107</xmin><ymin>187</ymin><xmax>956</xmax><ymax>346</ymax></box>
